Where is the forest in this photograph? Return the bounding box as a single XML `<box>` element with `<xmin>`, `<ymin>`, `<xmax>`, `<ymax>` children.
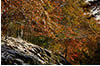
<box><xmin>1</xmin><ymin>0</ymin><xmax>100</xmax><ymax>65</ymax></box>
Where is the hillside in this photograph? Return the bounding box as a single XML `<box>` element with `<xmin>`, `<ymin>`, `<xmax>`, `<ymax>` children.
<box><xmin>1</xmin><ymin>0</ymin><xmax>100</xmax><ymax>65</ymax></box>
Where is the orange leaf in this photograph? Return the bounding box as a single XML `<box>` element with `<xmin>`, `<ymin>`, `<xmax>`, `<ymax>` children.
<box><xmin>21</xmin><ymin>25</ymin><xmax>24</xmax><ymax>29</ymax></box>
<box><xmin>32</xmin><ymin>25</ymin><xmax>35</xmax><ymax>28</ymax></box>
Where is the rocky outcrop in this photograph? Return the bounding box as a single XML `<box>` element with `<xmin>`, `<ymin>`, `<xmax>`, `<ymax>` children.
<box><xmin>86</xmin><ymin>0</ymin><xmax>100</xmax><ymax>22</ymax></box>
<box><xmin>1</xmin><ymin>36</ymin><xmax>71</xmax><ymax>65</ymax></box>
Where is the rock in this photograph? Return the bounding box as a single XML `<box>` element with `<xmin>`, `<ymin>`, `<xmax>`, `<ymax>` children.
<box><xmin>1</xmin><ymin>36</ymin><xmax>71</xmax><ymax>65</ymax></box>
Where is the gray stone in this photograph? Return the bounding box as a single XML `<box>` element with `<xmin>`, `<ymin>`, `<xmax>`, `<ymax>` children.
<box><xmin>1</xmin><ymin>36</ymin><xmax>71</xmax><ymax>65</ymax></box>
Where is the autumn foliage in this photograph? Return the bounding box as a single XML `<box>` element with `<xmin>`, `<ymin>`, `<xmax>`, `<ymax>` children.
<box><xmin>1</xmin><ymin>0</ymin><xmax>99</xmax><ymax>64</ymax></box>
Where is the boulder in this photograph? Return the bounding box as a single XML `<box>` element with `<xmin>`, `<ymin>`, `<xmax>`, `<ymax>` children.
<box><xmin>1</xmin><ymin>36</ymin><xmax>71</xmax><ymax>65</ymax></box>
